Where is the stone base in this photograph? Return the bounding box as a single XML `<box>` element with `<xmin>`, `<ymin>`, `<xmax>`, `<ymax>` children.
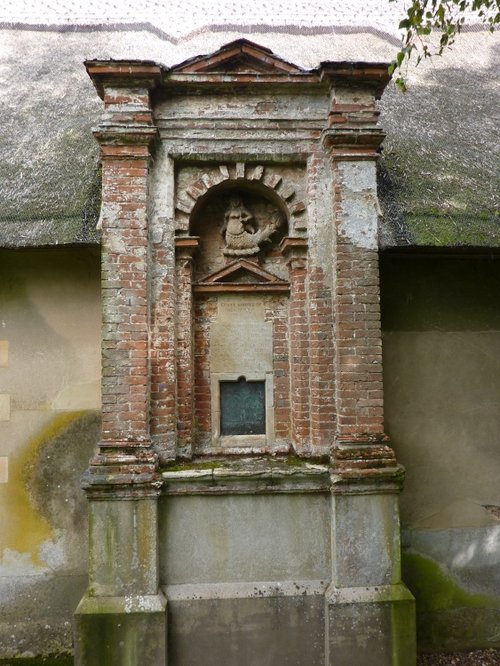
<box><xmin>325</xmin><ymin>584</ymin><xmax>416</xmax><ymax>666</ymax></box>
<box><xmin>166</xmin><ymin>581</ymin><xmax>325</xmax><ymax>665</ymax></box>
<box><xmin>74</xmin><ymin>592</ymin><xmax>167</xmax><ymax>666</ymax></box>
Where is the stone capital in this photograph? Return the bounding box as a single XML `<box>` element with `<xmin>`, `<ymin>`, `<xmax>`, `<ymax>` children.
<box><xmin>319</xmin><ymin>62</ymin><xmax>390</xmax><ymax>161</ymax></box>
<box><xmin>175</xmin><ymin>236</ymin><xmax>200</xmax><ymax>262</ymax></box>
<box><xmin>279</xmin><ymin>237</ymin><xmax>308</xmax><ymax>268</ymax></box>
<box><xmin>321</xmin><ymin>126</ymin><xmax>386</xmax><ymax>161</ymax></box>
<box><xmin>94</xmin><ymin>125</ymin><xmax>158</xmax><ymax>149</ymax></box>
<box><xmin>86</xmin><ymin>60</ymin><xmax>161</xmax><ymax>151</ymax></box>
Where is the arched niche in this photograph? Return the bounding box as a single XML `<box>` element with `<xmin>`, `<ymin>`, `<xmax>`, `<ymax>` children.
<box><xmin>189</xmin><ymin>180</ymin><xmax>289</xmax><ymax>281</ymax></box>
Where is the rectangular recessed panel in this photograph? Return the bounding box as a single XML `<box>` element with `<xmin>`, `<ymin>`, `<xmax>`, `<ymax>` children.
<box><xmin>0</xmin><ymin>341</ymin><xmax>8</xmax><ymax>367</ymax></box>
<box><xmin>220</xmin><ymin>378</ymin><xmax>265</xmax><ymax>436</ymax></box>
<box><xmin>0</xmin><ymin>457</ymin><xmax>8</xmax><ymax>483</ymax></box>
<box><xmin>0</xmin><ymin>395</ymin><xmax>10</xmax><ymax>421</ymax></box>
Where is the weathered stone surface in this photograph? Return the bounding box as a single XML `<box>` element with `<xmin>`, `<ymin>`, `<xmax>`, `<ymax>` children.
<box><xmin>159</xmin><ymin>492</ymin><xmax>331</xmax><ymax>585</ymax></box>
<box><xmin>88</xmin><ymin>499</ymin><xmax>159</xmax><ymax>596</ymax></box>
<box><xmin>73</xmin><ymin>40</ymin><xmax>413</xmax><ymax>666</ymax></box>
<box><xmin>210</xmin><ymin>296</ymin><xmax>272</xmax><ymax>374</ymax></box>
<box><xmin>167</xmin><ymin>592</ymin><xmax>324</xmax><ymax>666</ymax></box>
<box><xmin>74</xmin><ymin>593</ymin><xmax>167</xmax><ymax>666</ymax></box>
<box><xmin>325</xmin><ymin>584</ymin><xmax>416</xmax><ymax>666</ymax></box>
<box><xmin>330</xmin><ymin>493</ymin><xmax>402</xmax><ymax>587</ymax></box>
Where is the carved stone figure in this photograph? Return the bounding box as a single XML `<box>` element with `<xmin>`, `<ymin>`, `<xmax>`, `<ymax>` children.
<box><xmin>222</xmin><ymin>197</ymin><xmax>278</xmax><ymax>256</ymax></box>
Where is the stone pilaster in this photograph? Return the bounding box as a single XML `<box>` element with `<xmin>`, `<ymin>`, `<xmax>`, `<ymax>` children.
<box><xmin>281</xmin><ymin>238</ymin><xmax>310</xmax><ymax>455</ymax></box>
<box><xmin>74</xmin><ymin>61</ymin><xmax>167</xmax><ymax>666</ymax></box>
<box><xmin>320</xmin><ymin>65</ymin><xmax>416</xmax><ymax>666</ymax></box>
<box><xmin>175</xmin><ymin>237</ymin><xmax>199</xmax><ymax>459</ymax></box>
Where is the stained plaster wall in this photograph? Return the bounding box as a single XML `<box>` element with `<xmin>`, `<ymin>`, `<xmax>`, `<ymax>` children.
<box><xmin>1</xmin><ymin>249</ymin><xmax>499</xmax><ymax>657</ymax></box>
<box><xmin>381</xmin><ymin>253</ymin><xmax>500</xmax><ymax>650</ymax></box>
<box><xmin>0</xmin><ymin>249</ymin><xmax>101</xmax><ymax>658</ymax></box>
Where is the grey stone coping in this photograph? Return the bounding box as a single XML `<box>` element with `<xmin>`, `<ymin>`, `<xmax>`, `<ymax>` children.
<box><xmin>165</xmin><ymin>579</ymin><xmax>328</xmax><ymax>600</ymax></box>
<box><xmin>161</xmin><ymin>457</ymin><xmax>330</xmax><ymax>495</ymax></box>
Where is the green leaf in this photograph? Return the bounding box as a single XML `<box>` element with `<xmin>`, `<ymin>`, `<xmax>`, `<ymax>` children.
<box><xmin>395</xmin><ymin>76</ymin><xmax>408</xmax><ymax>93</ymax></box>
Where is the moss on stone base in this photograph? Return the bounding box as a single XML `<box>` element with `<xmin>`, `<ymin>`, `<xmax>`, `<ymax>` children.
<box><xmin>0</xmin><ymin>656</ymin><xmax>72</xmax><ymax>665</ymax></box>
<box><xmin>403</xmin><ymin>552</ymin><xmax>500</xmax><ymax>651</ymax></box>
<box><xmin>161</xmin><ymin>454</ymin><xmax>327</xmax><ymax>473</ymax></box>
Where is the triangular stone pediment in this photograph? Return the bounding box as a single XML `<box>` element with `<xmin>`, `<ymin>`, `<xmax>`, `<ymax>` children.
<box><xmin>194</xmin><ymin>259</ymin><xmax>289</xmax><ymax>293</ymax></box>
<box><xmin>172</xmin><ymin>39</ymin><xmax>303</xmax><ymax>75</ymax></box>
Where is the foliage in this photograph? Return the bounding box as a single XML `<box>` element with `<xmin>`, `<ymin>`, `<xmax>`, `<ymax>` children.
<box><xmin>389</xmin><ymin>0</ymin><xmax>500</xmax><ymax>90</ymax></box>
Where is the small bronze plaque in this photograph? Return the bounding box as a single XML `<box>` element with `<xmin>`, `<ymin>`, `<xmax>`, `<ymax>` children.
<box><xmin>220</xmin><ymin>378</ymin><xmax>266</xmax><ymax>436</ymax></box>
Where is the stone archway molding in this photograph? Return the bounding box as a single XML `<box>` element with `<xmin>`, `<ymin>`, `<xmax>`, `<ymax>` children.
<box><xmin>175</xmin><ymin>163</ymin><xmax>307</xmax><ymax>232</ymax></box>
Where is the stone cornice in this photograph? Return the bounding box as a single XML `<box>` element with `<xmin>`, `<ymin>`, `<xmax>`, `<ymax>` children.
<box><xmin>94</xmin><ymin>124</ymin><xmax>159</xmax><ymax>147</ymax></box>
<box><xmin>85</xmin><ymin>60</ymin><xmax>163</xmax><ymax>100</ymax></box>
<box><xmin>319</xmin><ymin>61</ymin><xmax>391</xmax><ymax>99</ymax></box>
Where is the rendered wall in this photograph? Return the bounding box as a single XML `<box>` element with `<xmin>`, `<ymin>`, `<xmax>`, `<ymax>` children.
<box><xmin>2</xmin><ymin>249</ymin><xmax>499</xmax><ymax>660</ymax></box>
<box><xmin>381</xmin><ymin>252</ymin><xmax>500</xmax><ymax>650</ymax></box>
<box><xmin>0</xmin><ymin>248</ymin><xmax>101</xmax><ymax>659</ymax></box>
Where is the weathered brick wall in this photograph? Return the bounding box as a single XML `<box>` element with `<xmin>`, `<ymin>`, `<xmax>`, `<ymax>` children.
<box><xmin>308</xmin><ymin>265</ymin><xmax>336</xmax><ymax>450</ymax></box>
<box><xmin>192</xmin><ymin>293</ymin><xmax>292</xmax><ymax>453</ymax></box>
<box><xmin>333</xmin><ymin>240</ymin><xmax>385</xmax><ymax>441</ymax></box>
<box><xmin>149</xmin><ymin>146</ymin><xmax>177</xmax><ymax>464</ymax></box>
<box><xmin>88</xmin><ymin>58</ymin><xmax>395</xmax><ymax>467</ymax></box>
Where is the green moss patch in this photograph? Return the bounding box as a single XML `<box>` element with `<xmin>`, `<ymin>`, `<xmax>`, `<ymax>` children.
<box><xmin>403</xmin><ymin>553</ymin><xmax>498</xmax><ymax>612</ymax></box>
<box><xmin>161</xmin><ymin>454</ymin><xmax>326</xmax><ymax>473</ymax></box>
<box><xmin>403</xmin><ymin>552</ymin><xmax>500</xmax><ymax>650</ymax></box>
<box><xmin>0</xmin><ymin>656</ymin><xmax>72</xmax><ymax>665</ymax></box>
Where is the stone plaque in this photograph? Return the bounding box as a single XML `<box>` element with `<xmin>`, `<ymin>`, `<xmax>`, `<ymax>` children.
<box><xmin>220</xmin><ymin>378</ymin><xmax>266</xmax><ymax>436</ymax></box>
<box><xmin>211</xmin><ymin>296</ymin><xmax>272</xmax><ymax>374</ymax></box>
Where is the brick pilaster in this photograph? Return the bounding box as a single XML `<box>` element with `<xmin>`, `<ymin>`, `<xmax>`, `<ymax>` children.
<box><xmin>265</xmin><ymin>296</ymin><xmax>290</xmax><ymax>442</ymax></box>
<box><xmin>321</xmin><ymin>69</ymin><xmax>402</xmax><ymax>479</ymax></box>
<box><xmin>84</xmin><ymin>61</ymin><xmax>161</xmax><ymax>494</ymax></box>
<box><xmin>334</xmin><ymin>234</ymin><xmax>385</xmax><ymax>441</ymax></box>
<box><xmin>308</xmin><ymin>266</ymin><xmax>335</xmax><ymax>453</ymax></box>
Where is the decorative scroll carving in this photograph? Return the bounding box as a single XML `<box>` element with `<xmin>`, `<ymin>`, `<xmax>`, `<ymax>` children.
<box><xmin>222</xmin><ymin>198</ymin><xmax>279</xmax><ymax>256</ymax></box>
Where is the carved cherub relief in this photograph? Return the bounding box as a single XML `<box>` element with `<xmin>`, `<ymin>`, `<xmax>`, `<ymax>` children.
<box><xmin>222</xmin><ymin>198</ymin><xmax>280</xmax><ymax>256</ymax></box>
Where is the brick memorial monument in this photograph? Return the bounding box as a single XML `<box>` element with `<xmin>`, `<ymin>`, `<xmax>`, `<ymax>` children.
<box><xmin>74</xmin><ymin>40</ymin><xmax>416</xmax><ymax>665</ymax></box>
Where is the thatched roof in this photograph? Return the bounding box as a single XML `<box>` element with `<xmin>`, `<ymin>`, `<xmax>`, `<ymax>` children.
<box><xmin>0</xmin><ymin>3</ymin><xmax>498</xmax><ymax>248</ymax></box>
<box><xmin>378</xmin><ymin>30</ymin><xmax>500</xmax><ymax>247</ymax></box>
